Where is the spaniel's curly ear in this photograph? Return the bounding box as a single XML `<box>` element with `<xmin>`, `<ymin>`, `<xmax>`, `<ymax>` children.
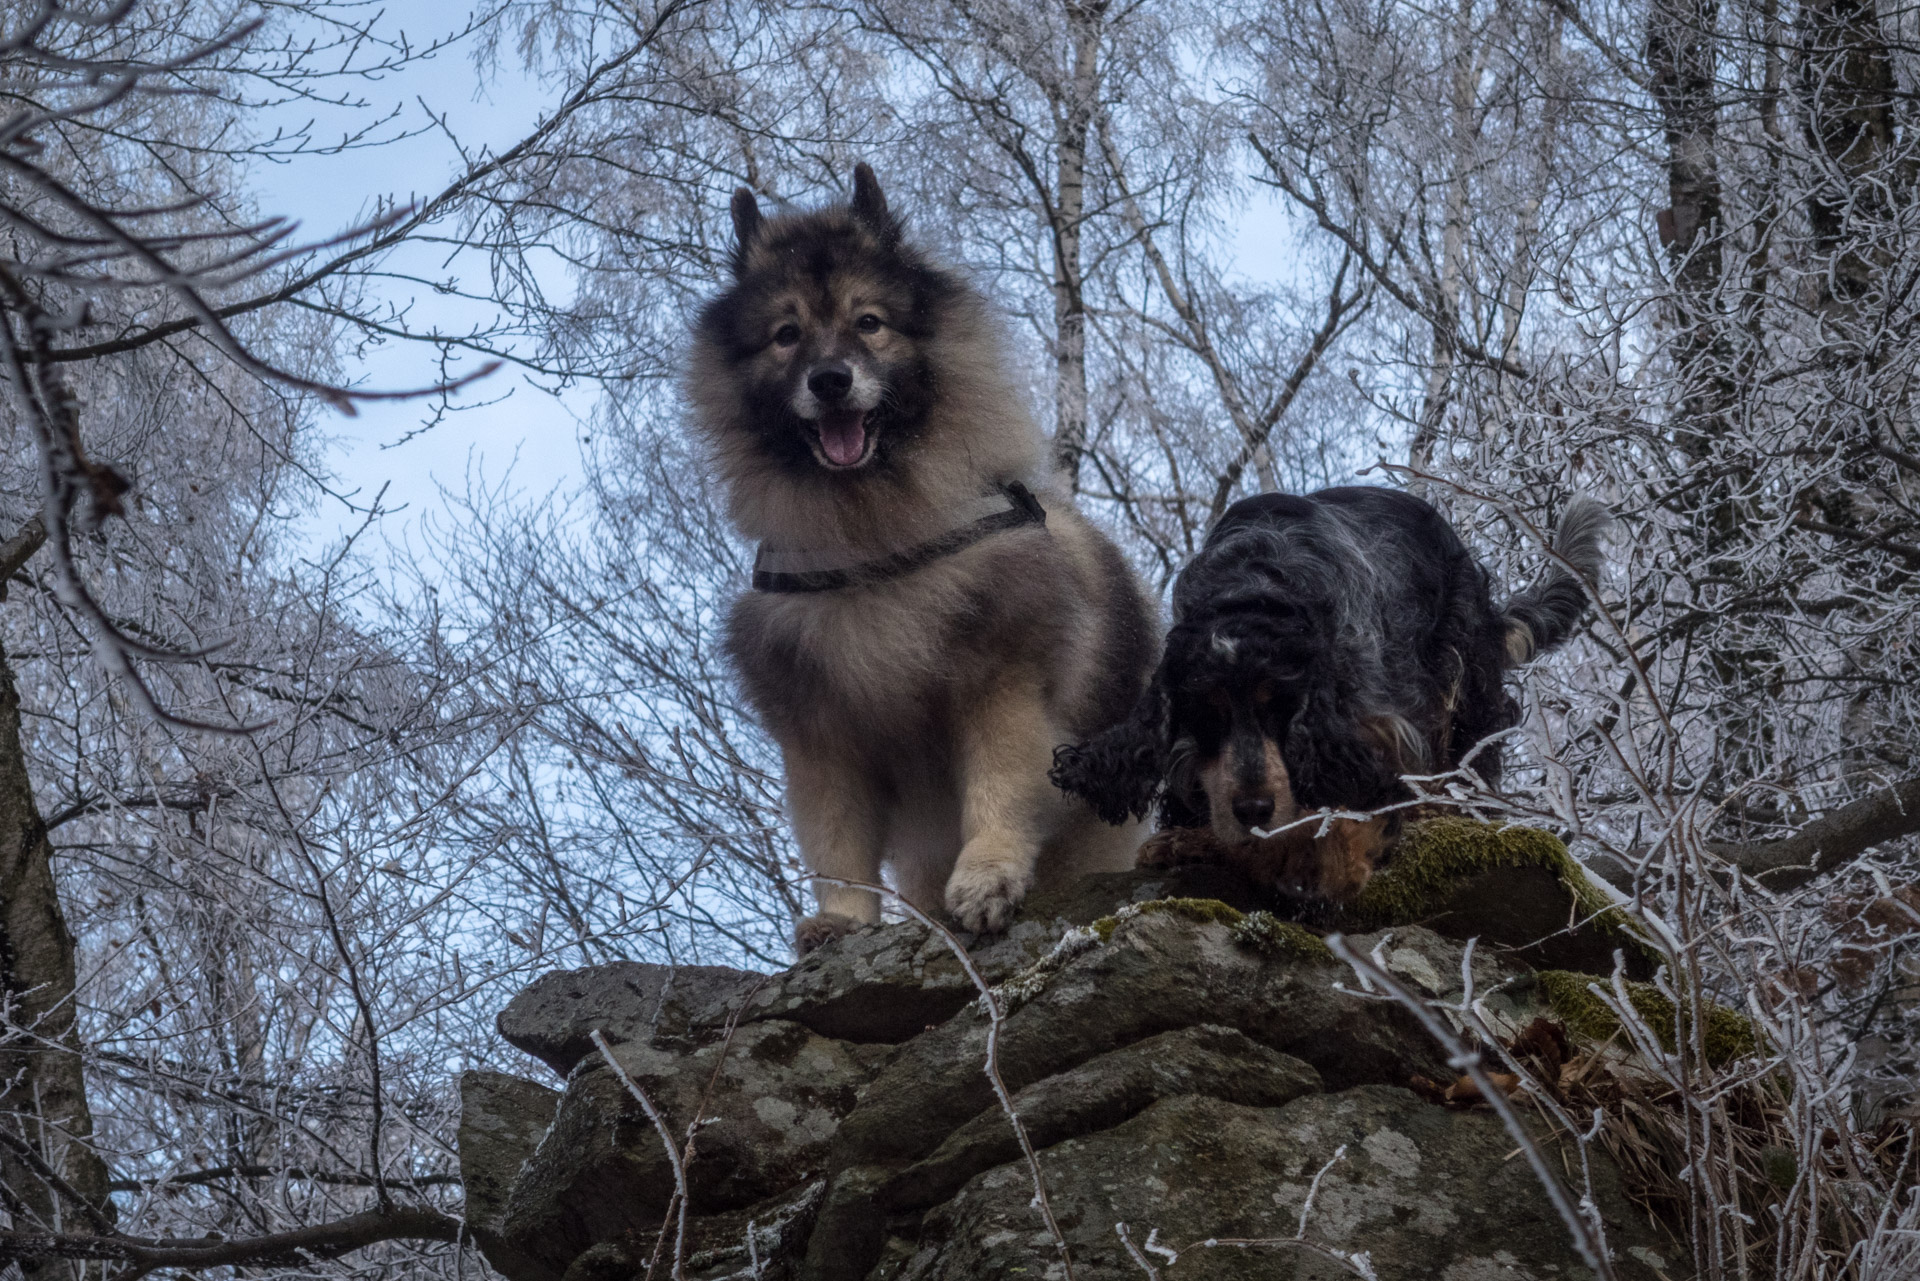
<box><xmin>1285</xmin><ymin>684</ymin><xmax>1402</xmax><ymax>812</ymax></box>
<box><xmin>1050</xmin><ymin>673</ymin><xmax>1169</xmax><ymax>825</ymax></box>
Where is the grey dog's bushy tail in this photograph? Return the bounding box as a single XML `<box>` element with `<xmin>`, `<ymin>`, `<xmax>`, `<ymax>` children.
<box><xmin>1499</xmin><ymin>497</ymin><xmax>1609</xmax><ymax>665</ymax></box>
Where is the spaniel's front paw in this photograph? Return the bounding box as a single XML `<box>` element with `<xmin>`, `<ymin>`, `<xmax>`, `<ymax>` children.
<box><xmin>1137</xmin><ymin>826</ymin><xmax>1227</xmax><ymax>869</ymax></box>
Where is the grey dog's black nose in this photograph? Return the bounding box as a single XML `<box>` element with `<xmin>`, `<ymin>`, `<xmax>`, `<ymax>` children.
<box><xmin>1233</xmin><ymin>796</ymin><xmax>1274</xmax><ymax>828</ymax></box>
<box><xmin>808</xmin><ymin>362</ymin><xmax>853</xmax><ymax>403</ymax></box>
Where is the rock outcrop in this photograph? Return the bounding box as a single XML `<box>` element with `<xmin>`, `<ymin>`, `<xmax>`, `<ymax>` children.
<box><xmin>459</xmin><ymin>826</ymin><xmax>1680</xmax><ymax>1280</ymax></box>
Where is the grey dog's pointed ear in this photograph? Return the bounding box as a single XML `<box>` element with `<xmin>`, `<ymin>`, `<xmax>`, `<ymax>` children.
<box><xmin>730</xmin><ymin>187</ymin><xmax>764</xmax><ymax>273</ymax></box>
<box><xmin>849</xmin><ymin>163</ymin><xmax>898</xmax><ymax>241</ymax></box>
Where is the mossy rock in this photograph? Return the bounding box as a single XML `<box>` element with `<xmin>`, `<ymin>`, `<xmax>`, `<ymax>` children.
<box><xmin>989</xmin><ymin>899</ymin><xmax>1315</xmax><ymax>1016</ymax></box>
<box><xmin>1089</xmin><ymin>895</ymin><xmax>1250</xmax><ymax>943</ymax></box>
<box><xmin>1018</xmin><ymin>864</ymin><xmax>1268</xmax><ymax>925</ymax></box>
<box><xmin>1229</xmin><ymin>910</ymin><xmax>1333</xmax><ymax>961</ymax></box>
<box><xmin>1536</xmin><ymin>969</ymin><xmax>1759</xmax><ymax>1066</ymax></box>
<box><xmin>1338</xmin><ymin>818</ymin><xmax>1656</xmax><ymax>978</ymax></box>
<box><xmin>1343</xmin><ymin>818</ymin><xmax>1612</xmax><ymax>927</ymax></box>
<box><xmin>1085</xmin><ymin>898</ymin><xmax>1334</xmax><ymax>963</ymax></box>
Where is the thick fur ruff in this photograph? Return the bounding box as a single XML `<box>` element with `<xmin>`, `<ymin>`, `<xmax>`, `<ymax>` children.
<box><xmin>691</xmin><ymin>166</ymin><xmax>1155</xmax><ymax>951</ymax></box>
<box><xmin>1051</xmin><ymin>487</ymin><xmax>1606</xmax><ymax>905</ymax></box>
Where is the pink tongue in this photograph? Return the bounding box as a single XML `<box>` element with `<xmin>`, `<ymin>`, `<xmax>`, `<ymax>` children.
<box><xmin>819</xmin><ymin>410</ymin><xmax>867</xmax><ymax>466</ymax></box>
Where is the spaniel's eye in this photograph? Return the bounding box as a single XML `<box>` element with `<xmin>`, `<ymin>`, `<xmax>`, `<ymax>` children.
<box><xmin>855</xmin><ymin>313</ymin><xmax>883</xmax><ymax>334</ymax></box>
<box><xmin>1253</xmin><ymin>682</ymin><xmax>1275</xmax><ymax>705</ymax></box>
<box><xmin>774</xmin><ymin>323</ymin><xmax>801</xmax><ymax>347</ymax></box>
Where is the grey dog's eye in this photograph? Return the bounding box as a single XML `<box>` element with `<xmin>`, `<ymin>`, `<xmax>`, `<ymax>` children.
<box><xmin>855</xmin><ymin>313</ymin><xmax>882</xmax><ymax>333</ymax></box>
<box><xmin>774</xmin><ymin>323</ymin><xmax>801</xmax><ymax>346</ymax></box>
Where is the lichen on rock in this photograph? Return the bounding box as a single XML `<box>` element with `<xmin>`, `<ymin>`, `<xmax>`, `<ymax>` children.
<box><xmin>982</xmin><ymin>924</ymin><xmax>1101</xmax><ymax>1015</ymax></box>
<box><xmin>1229</xmin><ymin>909</ymin><xmax>1333</xmax><ymax>961</ymax></box>
<box><xmin>1088</xmin><ymin>894</ymin><xmax>1248</xmax><ymax>943</ymax></box>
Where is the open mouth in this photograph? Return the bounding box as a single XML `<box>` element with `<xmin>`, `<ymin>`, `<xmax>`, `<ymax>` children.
<box><xmin>809</xmin><ymin>408</ymin><xmax>876</xmax><ymax>470</ymax></box>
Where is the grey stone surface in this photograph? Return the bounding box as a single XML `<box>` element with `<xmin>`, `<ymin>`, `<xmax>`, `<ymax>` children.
<box><xmin>881</xmin><ymin>1088</ymin><xmax>1673</xmax><ymax>1280</ymax></box>
<box><xmin>497</xmin><ymin>1016</ymin><xmax>885</xmax><ymax>1281</ymax></box>
<box><xmin>457</xmin><ymin>1070</ymin><xmax>559</xmax><ymax>1230</ymax></box>
<box><xmin>456</xmin><ymin>1070</ymin><xmax>562</xmax><ymax>1281</ymax></box>
<box><xmin>828</xmin><ymin>908</ymin><xmax>1446</xmax><ymax>1174</ymax></box>
<box><xmin>1349</xmin><ymin>923</ymin><xmax>1537</xmax><ymax>1009</ymax></box>
<box><xmin>463</xmin><ymin>870</ymin><xmax>1674</xmax><ymax>1281</ymax></box>
<box><xmin>881</xmin><ymin>1024</ymin><xmax>1322</xmax><ymax>1212</ymax></box>
<box><xmin>496</xmin><ymin>960</ymin><xmax>761</xmax><ymax>1074</ymax></box>
<box><xmin>496</xmin><ymin>916</ymin><xmax>1074</xmax><ymax>1068</ymax></box>
<box><xmin>740</xmin><ymin>914</ymin><xmax>1067</xmax><ymax>1044</ymax></box>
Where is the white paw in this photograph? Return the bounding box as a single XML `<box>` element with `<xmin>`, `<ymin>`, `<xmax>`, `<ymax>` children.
<box><xmin>794</xmin><ymin>912</ymin><xmax>860</xmax><ymax>957</ymax></box>
<box><xmin>944</xmin><ymin>856</ymin><xmax>1033</xmax><ymax>935</ymax></box>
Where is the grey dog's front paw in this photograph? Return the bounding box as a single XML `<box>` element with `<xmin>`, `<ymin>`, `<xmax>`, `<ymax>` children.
<box><xmin>944</xmin><ymin>855</ymin><xmax>1032</xmax><ymax>935</ymax></box>
<box><xmin>794</xmin><ymin>912</ymin><xmax>860</xmax><ymax>957</ymax></box>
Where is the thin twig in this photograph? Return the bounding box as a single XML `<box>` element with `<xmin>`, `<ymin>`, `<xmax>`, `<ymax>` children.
<box><xmin>1296</xmin><ymin>1143</ymin><xmax>1348</xmax><ymax>1238</ymax></box>
<box><xmin>591</xmin><ymin>1029</ymin><xmax>689</xmax><ymax>1281</ymax></box>
<box><xmin>1326</xmin><ymin>934</ymin><xmax>1621</xmax><ymax>1281</ymax></box>
<box><xmin>804</xmin><ymin>874</ymin><xmax>1076</xmax><ymax>1279</ymax></box>
<box><xmin>1114</xmin><ymin>1223</ymin><xmax>1164</xmax><ymax>1280</ymax></box>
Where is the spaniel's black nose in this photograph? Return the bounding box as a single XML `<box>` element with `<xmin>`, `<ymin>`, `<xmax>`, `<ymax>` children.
<box><xmin>1232</xmin><ymin>796</ymin><xmax>1275</xmax><ymax>828</ymax></box>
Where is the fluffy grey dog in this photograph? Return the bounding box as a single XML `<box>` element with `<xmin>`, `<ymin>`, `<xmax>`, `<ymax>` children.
<box><xmin>688</xmin><ymin>166</ymin><xmax>1155</xmax><ymax>952</ymax></box>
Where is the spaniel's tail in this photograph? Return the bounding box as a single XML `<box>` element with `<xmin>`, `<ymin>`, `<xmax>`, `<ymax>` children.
<box><xmin>1500</xmin><ymin>497</ymin><xmax>1608</xmax><ymax>666</ymax></box>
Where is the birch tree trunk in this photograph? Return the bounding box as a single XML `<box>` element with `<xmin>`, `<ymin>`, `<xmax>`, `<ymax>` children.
<box><xmin>1647</xmin><ymin>0</ymin><xmax>1729</xmax><ymax>463</ymax></box>
<box><xmin>1409</xmin><ymin>0</ymin><xmax>1484</xmax><ymax>478</ymax></box>
<box><xmin>1048</xmin><ymin>0</ymin><xmax>1105</xmax><ymax>487</ymax></box>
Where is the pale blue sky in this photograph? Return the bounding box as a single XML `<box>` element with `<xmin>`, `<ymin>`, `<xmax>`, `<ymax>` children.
<box><xmin>249</xmin><ymin>2</ymin><xmax>588</xmax><ymax>546</ymax></box>
<box><xmin>248</xmin><ymin>3</ymin><xmax>1312</xmax><ymax>550</ymax></box>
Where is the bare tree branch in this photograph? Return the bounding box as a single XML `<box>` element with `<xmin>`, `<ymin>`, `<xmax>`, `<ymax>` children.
<box><xmin>0</xmin><ymin>511</ymin><xmax>46</xmax><ymax>588</ymax></box>
<box><xmin>106</xmin><ymin>1166</ymin><xmax>463</xmax><ymax>1193</ymax></box>
<box><xmin>0</xmin><ymin>1206</ymin><xmax>462</xmax><ymax>1271</ymax></box>
<box><xmin>1713</xmin><ymin>777</ymin><xmax>1920</xmax><ymax>890</ymax></box>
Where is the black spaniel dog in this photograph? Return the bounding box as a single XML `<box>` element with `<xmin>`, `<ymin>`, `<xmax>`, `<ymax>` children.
<box><xmin>1051</xmin><ymin>486</ymin><xmax>1606</xmax><ymax>905</ymax></box>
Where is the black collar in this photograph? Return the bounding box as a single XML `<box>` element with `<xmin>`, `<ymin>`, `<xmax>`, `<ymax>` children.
<box><xmin>751</xmin><ymin>481</ymin><xmax>1047</xmax><ymax>593</ymax></box>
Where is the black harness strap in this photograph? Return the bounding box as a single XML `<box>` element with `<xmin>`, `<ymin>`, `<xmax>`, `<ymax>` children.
<box><xmin>751</xmin><ymin>481</ymin><xmax>1047</xmax><ymax>593</ymax></box>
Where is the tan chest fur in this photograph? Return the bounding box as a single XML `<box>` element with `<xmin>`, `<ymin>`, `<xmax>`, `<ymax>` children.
<box><xmin>729</xmin><ymin>526</ymin><xmax>1075</xmax><ymax>741</ymax></box>
<box><xmin>734</xmin><ymin>565</ymin><xmax>973</xmax><ymax>729</ymax></box>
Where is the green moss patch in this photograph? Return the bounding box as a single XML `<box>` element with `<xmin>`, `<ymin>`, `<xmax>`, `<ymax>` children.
<box><xmin>1135</xmin><ymin>896</ymin><xmax>1248</xmax><ymax>927</ymax></box>
<box><xmin>1090</xmin><ymin>896</ymin><xmax>1248</xmax><ymax>943</ymax></box>
<box><xmin>1341</xmin><ymin>817</ymin><xmax>1636</xmax><ymax>941</ymax></box>
<box><xmin>1229</xmin><ymin>911</ymin><xmax>1334</xmax><ymax>962</ymax></box>
<box><xmin>1537</xmin><ymin>969</ymin><xmax>1758</xmax><ymax>1066</ymax></box>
